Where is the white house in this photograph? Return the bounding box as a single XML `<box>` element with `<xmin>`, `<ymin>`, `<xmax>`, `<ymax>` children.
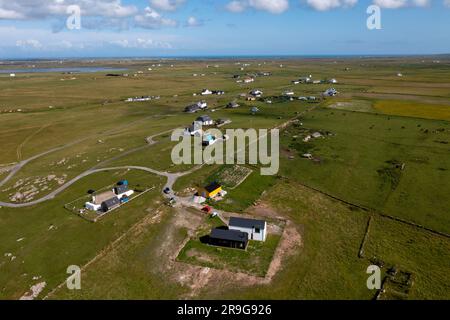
<box><xmin>249</xmin><ymin>89</ymin><xmax>263</xmax><ymax>97</ymax></box>
<box><xmin>324</xmin><ymin>88</ymin><xmax>338</xmax><ymax>96</ymax></box>
<box><xmin>229</xmin><ymin>217</ymin><xmax>267</xmax><ymax>242</ymax></box>
<box><xmin>283</xmin><ymin>90</ymin><xmax>295</xmax><ymax>96</ymax></box>
<box><xmin>201</xmin><ymin>89</ymin><xmax>213</xmax><ymax>95</ymax></box>
<box><xmin>328</xmin><ymin>78</ymin><xmax>338</xmax><ymax>84</ymax></box>
<box><xmin>9</xmin><ymin>73</ymin><xmax>16</xmax><ymax>77</ymax></box>
<box><xmin>196</xmin><ymin>115</ymin><xmax>214</xmax><ymax>126</ymax></box>
<box><xmin>244</xmin><ymin>77</ymin><xmax>254</xmax><ymax>83</ymax></box>
<box><xmin>299</xmin><ymin>76</ymin><xmax>312</xmax><ymax>83</ymax></box>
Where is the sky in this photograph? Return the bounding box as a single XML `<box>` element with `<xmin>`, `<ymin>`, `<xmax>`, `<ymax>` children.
<box><xmin>0</xmin><ymin>0</ymin><xmax>449</xmax><ymax>58</ymax></box>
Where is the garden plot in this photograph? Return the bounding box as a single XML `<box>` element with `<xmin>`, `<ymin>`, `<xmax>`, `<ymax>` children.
<box><xmin>209</xmin><ymin>165</ymin><xmax>253</xmax><ymax>189</ymax></box>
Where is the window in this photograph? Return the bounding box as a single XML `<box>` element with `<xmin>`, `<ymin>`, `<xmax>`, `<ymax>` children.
<box><xmin>255</xmin><ymin>228</ymin><xmax>260</xmax><ymax>234</ymax></box>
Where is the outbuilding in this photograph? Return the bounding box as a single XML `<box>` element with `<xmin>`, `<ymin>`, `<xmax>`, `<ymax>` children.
<box><xmin>198</xmin><ymin>181</ymin><xmax>222</xmax><ymax>198</ymax></box>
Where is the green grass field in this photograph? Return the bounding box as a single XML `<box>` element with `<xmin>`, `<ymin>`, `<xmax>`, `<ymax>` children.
<box><xmin>1</xmin><ymin>57</ymin><xmax>449</xmax><ymax>299</ymax></box>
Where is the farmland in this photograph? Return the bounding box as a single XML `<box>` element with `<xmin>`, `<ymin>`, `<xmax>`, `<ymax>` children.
<box><xmin>0</xmin><ymin>56</ymin><xmax>449</xmax><ymax>300</ymax></box>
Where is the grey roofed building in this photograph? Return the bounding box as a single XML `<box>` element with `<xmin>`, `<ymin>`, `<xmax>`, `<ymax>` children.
<box><xmin>209</xmin><ymin>228</ymin><xmax>249</xmax><ymax>249</ymax></box>
<box><xmin>227</xmin><ymin>102</ymin><xmax>239</xmax><ymax>108</ymax></box>
<box><xmin>114</xmin><ymin>184</ymin><xmax>129</xmax><ymax>195</ymax></box>
<box><xmin>184</xmin><ymin>104</ymin><xmax>201</xmax><ymax>113</ymax></box>
<box><xmin>101</xmin><ymin>196</ymin><xmax>120</xmax><ymax>212</ymax></box>
<box><xmin>229</xmin><ymin>217</ymin><xmax>266</xmax><ymax>230</ymax></box>
<box><xmin>196</xmin><ymin>115</ymin><xmax>212</xmax><ymax>122</ymax></box>
<box><xmin>210</xmin><ymin>228</ymin><xmax>248</xmax><ymax>242</ymax></box>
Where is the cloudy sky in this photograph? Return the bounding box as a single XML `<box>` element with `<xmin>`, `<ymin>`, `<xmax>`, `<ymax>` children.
<box><xmin>0</xmin><ymin>0</ymin><xmax>449</xmax><ymax>58</ymax></box>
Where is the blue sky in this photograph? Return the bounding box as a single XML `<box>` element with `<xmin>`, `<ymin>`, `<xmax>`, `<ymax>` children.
<box><xmin>0</xmin><ymin>0</ymin><xmax>449</xmax><ymax>58</ymax></box>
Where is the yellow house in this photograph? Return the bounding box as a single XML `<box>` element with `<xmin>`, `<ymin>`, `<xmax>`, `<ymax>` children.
<box><xmin>198</xmin><ymin>182</ymin><xmax>222</xmax><ymax>198</ymax></box>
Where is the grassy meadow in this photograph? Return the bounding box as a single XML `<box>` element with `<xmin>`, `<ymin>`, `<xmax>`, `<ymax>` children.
<box><xmin>0</xmin><ymin>57</ymin><xmax>449</xmax><ymax>299</ymax></box>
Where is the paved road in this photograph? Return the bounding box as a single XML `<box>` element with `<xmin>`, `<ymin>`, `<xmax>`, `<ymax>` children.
<box><xmin>0</xmin><ymin>107</ymin><xmax>315</xmax><ymax>208</ymax></box>
<box><xmin>0</xmin><ymin>165</ymin><xmax>195</xmax><ymax>208</ymax></box>
<box><xmin>0</xmin><ymin>128</ymin><xmax>202</xmax><ymax>208</ymax></box>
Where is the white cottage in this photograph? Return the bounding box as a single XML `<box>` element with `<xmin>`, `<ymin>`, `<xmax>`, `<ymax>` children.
<box><xmin>229</xmin><ymin>217</ymin><xmax>267</xmax><ymax>242</ymax></box>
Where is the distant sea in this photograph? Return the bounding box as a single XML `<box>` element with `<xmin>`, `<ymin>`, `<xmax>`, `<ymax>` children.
<box><xmin>0</xmin><ymin>67</ymin><xmax>127</xmax><ymax>74</ymax></box>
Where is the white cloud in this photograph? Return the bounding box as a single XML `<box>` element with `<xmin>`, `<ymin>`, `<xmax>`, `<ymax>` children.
<box><xmin>445</xmin><ymin>0</ymin><xmax>450</xmax><ymax>7</ymax></box>
<box><xmin>185</xmin><ymin>16</ymin><xmax>203</xmax><ymax>27</ymax></box>
<box><xmin>134</xmin><ymin>6</ymin><xmax>178</xmax><ymax>29</ymax></box>
<box><xmin>16</xmin><ymin>39</ymin><xmax>43</xmax><ymax>49</ymax></box>
<box><xmin>249</xmin><ymin>0</ymin><xmax>289</xmax><ymax>13</ymax></box>
<box><xmin>373</xmin><ymin>0</ymin><xmax>430</xmax><ymax>8</ymax></box>
<box><xmin>226</xmin><ymin>0</ymin><xmax>289</xmax><ymax>14</ymax></box>
<box><xmin>110</xmin><ymin>37</ymin><xmax>172</xmax><ymax>49</ymax></box>
<box><xmin>305</xmin><ymin>0</ymin><xmax>358</xmax><ymax>11</ymax></box>
<box><xmin>149</xmin><ymin>0</ymin><xmax>185</xmax><ymax>11</ymax></box>
<box><xmin>226</xmin><ymin>0</ymin><xmax>247</xmax><ymax>12</ymax></box>
<box><xmin>0</xmin><ymin>8</ymin><xmax>25</xmax><ymax>19</ymax></box>
<box><xmin>0</xmin><ymin>1</ymin><xmax>138</xmax><ymax>20</ymax></box>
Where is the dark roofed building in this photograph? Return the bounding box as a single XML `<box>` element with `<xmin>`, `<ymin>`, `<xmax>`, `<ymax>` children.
<box><xmin>209</xmin><ymin>228</ymin><xmax>248</xmax><ymax>250</ymax></box>
<box><xmin>184</xmin><ymin>104</ymin><xmax>201</xmax><ymax>113</ymax></box>
<box><xmin>114</xmin><ymin>184</ymin><xmax>129</xmax><ymax>196</ymax></box>
<box><xmin>101</xmin><ymin>196</ymin><xmax>120</xmax><ymax>212</ymax></box>
<box><xmin>196</xmin><ymin>115</ymin><xmax>214</xmax><ymax>125</ymax></box>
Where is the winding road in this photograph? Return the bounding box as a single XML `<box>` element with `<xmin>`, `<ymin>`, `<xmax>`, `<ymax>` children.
<box><xmin>0</xmin><ymin>107</ymin><xmax>313</xmax><ymax>209</ymax></box>
<box><xmin>0</xmin><ymin>129</ymin><xmax>190</xmax><ymax>208</ymax></box>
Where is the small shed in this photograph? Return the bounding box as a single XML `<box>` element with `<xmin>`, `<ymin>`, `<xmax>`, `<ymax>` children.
<box><xmin>198</xmin><ymin>181</ymin><xmax>222</xmax><ymax>198</ymax></box>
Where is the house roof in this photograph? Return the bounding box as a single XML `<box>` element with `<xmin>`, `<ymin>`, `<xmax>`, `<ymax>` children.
<box><xmin>229</xmin><ymin>217</ymin><xmax>266</xmax><ymax>230</ymax></box>
<box><xmin>210</xmin><ymin>228</ymin><xmax>248</xmax><ymax>243</ymax></box>
<box><xmin>205</xmin><ymin>181</ymin><xmax>221</xmax><ymax>193</ymax></box>
<box><xmin>114</xmin><ymin>185</ymin><xmax>129</xmax><ymax>195</ymax></box>
<box><xmin>197</xmin><ymin>115</ymin><xmax>212</xmax><ymax>122</ymax></box>
<box><xmin>185</xmin><ymin>104</ymin><xmax>201</xmax><ymax>112</ymax></box>
<box><xmin>102</xmin><ymin>196</ymin><xmax>120</xmax><ymax>209</ymax></box>
<box><xmin>94</xmin><ymin>191</ymin><xmax>116</xmax><ymax>205</ymax></box>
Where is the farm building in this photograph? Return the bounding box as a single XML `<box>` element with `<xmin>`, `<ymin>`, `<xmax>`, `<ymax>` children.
<box><xmin>323</xmin><ymin>88</ymin><xmax>338</xmax><ymax>97</ymax></box>
<box><xmin>184</xmin><ymin>101</ymin><xmax>207</xmax><ymax>113</ymax></box>
<box><xmin>250</xmin><ymin>107</ymin><xmax>260</xmax><ymax>114</ymax></box>
<box><xmin>197</xmin><ymin>182</ymin><xmax>222</xmax><ymax>198</ymax></box>
<box><xmin>85</xmin><ymin>182</ymin><xmax>134</xmax><ymax>212</ymax></box>
<box><xmin>249</xmin><ymin>89</ymin><xmax>263</xmax><ymax>97</ymax></box>
<box><xmin>283</xmin><ymin>90</ymin><xmax>295</xmax><ymax>96</ymax></box>
<box><xmin>196</xmin><ymin>115</ymin><xmax>214</xmax><ymax>126</ymax></box>
<box><xmin>201</xmin><ymin>89</ymin><xmax>213</xmax><ymax>95</ymax></box>
<box><xmin>229</xmin><ymin>217</ymin><xmax>267</xmax><ymax>241</ymax></box>
<box><xmin>208</xmin><ymin>228</ymin><xmax>248</xmax><ymax>250</ymax></box>
<box><xmin>299</xmin><ymin>76</ymin><xmax>312</xmax><ymax>83</ymax></box>
<box><xmin>227</xmin><ymin>102</ymin><xmax>240</xmax><ymax>108</ymax></box>
<box><xmin>101</xmin><ymin>197</ymin><xmax>121</xmax><ymax>212</ymax></box>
